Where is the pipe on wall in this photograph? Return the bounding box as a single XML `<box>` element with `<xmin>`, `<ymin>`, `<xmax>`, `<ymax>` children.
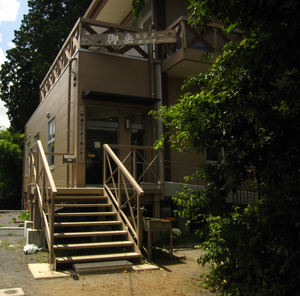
<box><xmin>67</xmin><ymin>57</ymin><xmax>77</xmax><ymax>187</ymax></box>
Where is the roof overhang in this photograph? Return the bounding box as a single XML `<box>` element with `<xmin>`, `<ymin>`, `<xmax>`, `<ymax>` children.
<box><xmin>84</xmin><ymin>0</ymin><xmax>133</xmax><ymax>24</ymax></box>
<box><xmin>83</xmin><ymin>91</ymin><xmax>160</xmax><ymax>106</ymax></box>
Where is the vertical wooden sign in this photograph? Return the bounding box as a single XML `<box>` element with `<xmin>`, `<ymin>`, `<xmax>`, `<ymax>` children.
<box><xmin>78</xmin><ymin>105</ymin><xmax>85</xmax><ymax>163</ymax></box>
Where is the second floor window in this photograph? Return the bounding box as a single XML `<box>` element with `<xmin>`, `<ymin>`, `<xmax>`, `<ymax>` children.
<box><xmin>47</xmin><ymin>118</ymin><xmax>55</xmax><ymax>167</ymax></box>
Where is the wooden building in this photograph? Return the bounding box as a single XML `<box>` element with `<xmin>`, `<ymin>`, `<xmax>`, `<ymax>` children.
<box><xmin>23</xmin><ymin>0</ymin><xmax>241</xmax><ymax>270</ymax></box>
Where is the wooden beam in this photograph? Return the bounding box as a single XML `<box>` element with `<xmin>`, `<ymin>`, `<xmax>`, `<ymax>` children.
<box><xmin>185</xmin><ymin>23</ymin><xmax>214</xmax><ymax>52</ymax></box>
<box><xmin>217</xmin><ymin>29</ymin><xmax>231</xmax><ymax>43</ymax></box>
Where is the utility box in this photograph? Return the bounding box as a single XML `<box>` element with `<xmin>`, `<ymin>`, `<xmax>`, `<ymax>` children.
<box><xmin>63</xmin><ymin>154</ymin><xmax>76</xmax><ymax>164</ymax></box>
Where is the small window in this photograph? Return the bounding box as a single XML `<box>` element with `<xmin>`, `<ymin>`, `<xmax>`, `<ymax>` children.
<box><xmin>128</xmin><ymin>0</ymin><xmax>152</xmax><ymax>29</ymax></box>
<box><xmin>47</xmin><ymin>118</ymin><xmax>55</xmax><ymax>167</ymax></box>
<box><xmin>34</xmin><ymin>132</ymin><xmax>39</xmax><ymax>143</ymax></box>
<box><xmin>25</xmin><ymin>141</ymin><xmax>31</xmax><ymax>176</ymax></box>
<box><xmin>206</xmin><ymin>147</ymin><xmax>225</xmax><ymax>162</ymax></box>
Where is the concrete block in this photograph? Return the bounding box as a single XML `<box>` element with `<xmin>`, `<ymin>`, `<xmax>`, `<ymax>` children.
<box><xmin>0</xmin><ymin>288</ymin><xmax>25</xmax><ymax>296</ymax></box>
<box><xmin>26</xmin><ymin>228</ymin><xmax>46</xmax><ymax>248</ymax></box>
<box><xmin>24</xmin><ymin>221</ymin><xmax>33</xmax><ymax>238</ymax></box>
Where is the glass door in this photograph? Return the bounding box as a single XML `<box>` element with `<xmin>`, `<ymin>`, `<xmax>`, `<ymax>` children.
<box><xmin>85</xmin><ymin>108</ymin><xmax>119</xmax><ymax>185</ymax></box>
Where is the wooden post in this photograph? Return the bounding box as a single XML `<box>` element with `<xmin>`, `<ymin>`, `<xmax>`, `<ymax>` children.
<box><xmin>118</xmin><ymin>169</ymin><xmax>121</xmax><ymax>209</ymax></box>
<box><xmin>133</xmin><ymin>148</ymin><xmax>137</xmax><ymax>180</ymax></box>
<box><xmin>181</xmin><ymin>21</ymin><xmax>186</xmax><ymax>49</ymax></box>
<box><xmin>103</xmin><ymin>149</ymin><xmax>107</xmax><ymax>186</ymax></box>
<box><xmin>49</xmin><ymin>192</ymin><xmax>55</xmax><ymax>267</ymax></box>
<box><xmin>33</xmin><ymin>189</ymin><xmax>41</xmax><ymax>229</ymax></box>
<box><xmin>137</xmin><ymin>193</ymin><xmax>141</xmax><ymax>249</ymax></box>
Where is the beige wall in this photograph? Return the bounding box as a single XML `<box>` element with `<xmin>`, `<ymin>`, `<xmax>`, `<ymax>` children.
<box><xmin>165</xmin><ymin>0</ymin><xmax>190</xmax><ymax>27</ymax></box>
<box><xmin>78</xmin><ymin>50</ymin><xmax>153</xmax><ymax>101</ymax></box>
<box><xmin>24</xmin><ymin>53</ymin><xmax>79</xmax><ymax>191</ymax></box>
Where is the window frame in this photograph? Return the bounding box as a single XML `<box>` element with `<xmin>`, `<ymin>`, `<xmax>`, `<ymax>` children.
<box><xmin>47</xmin><ymin>117</ymin><xmax>55</xmax><ymax>168</ymax></box>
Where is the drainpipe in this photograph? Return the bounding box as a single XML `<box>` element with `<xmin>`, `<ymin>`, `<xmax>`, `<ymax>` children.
<box><xmin>149</xmin><ymin>22</ymin><xmax>156</xmax><ymax>98</ymax></box>
<box><xmin>67</xmin><ymin>57</ymin><xmax>77</xmax><ymax>187</ymax></box>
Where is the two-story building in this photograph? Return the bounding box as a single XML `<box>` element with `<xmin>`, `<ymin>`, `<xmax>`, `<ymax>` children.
<box><xmin>23</xmin><ymin>0</ymin><xmax>241</xmax><ymax>270</ymax></box>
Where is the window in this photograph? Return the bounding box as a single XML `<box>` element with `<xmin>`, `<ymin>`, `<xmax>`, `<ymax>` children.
<box><xmin>47</xmin><ymin>118</ymin><xmax>55</xmax><ymax>167</ymax></box>
<box><xmin>33</xmin><ymin>132</ymin><xmax>39</xmax><ymax>143</ymax></box>
<box><xmin>206</xmin><ymin>147</ymin><xmax>225</xmax><ymax>162</ymax></box>
<box><xmin>128</xmin><ymin>0</ymin><xmax>152</xmax><ymax>29</ymax></box>
<box><xmin>25</xmin><ymin>141</ymin><xmax>31</xmax><ymax>176</ymax></box>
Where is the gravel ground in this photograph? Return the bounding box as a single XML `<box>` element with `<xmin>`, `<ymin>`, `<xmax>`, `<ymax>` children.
<box><xmin>0</xmin><ymin>211</ymin><xmax>221</xmax><ymax>296</ymax></box>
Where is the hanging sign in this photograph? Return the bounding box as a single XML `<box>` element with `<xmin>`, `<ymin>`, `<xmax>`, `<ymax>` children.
<box><xmin>81</xmin><ymin>30</ymin><xmax>176</xmax><ymax>47</ymax></box>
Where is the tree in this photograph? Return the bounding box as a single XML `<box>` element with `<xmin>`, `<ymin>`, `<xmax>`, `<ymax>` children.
<box><xmin>0</xmin><ymin>127</ymin><xmax>24</xmax><ymax>209</ymax></box>
<box><xmin>0</xmin><ymin>0</ymin><xmax>91</xmax><ymax>132</ymax></box>
<box><xmin>151</xmin><ymin>0</ymin><xmax>300</xmax><ymax>295</ymax></box>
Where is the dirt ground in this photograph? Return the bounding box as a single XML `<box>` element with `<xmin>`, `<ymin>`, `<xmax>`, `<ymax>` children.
<box><xmin>0</xmin><ymin>211</ymin><xmax>220</xmax><ymax>296</ymax></box>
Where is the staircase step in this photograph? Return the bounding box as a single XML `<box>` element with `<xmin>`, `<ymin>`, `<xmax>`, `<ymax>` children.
<box><xmin>57</xmin><ymin>188</ymin><xmax>104</xmax><ymax>195</ymax></box>
<box><xmin>72</xmin><ymin>260</ymin><xmax>133</xmax><ymax>274</ymax></box>
<box><xmin>54</xmin><ymin>204</ymin><xmax>111</xmax><ymax>208</ymax></box>
<box><xmin>54</xmin><ymin>212</ymin><xmax>116</xmax><ymax>217</ymax></box>
<box><xmin>54</xmin><ymin>230</ymin><xmax>128</xmax><ymax>238</ymax></box>
<box><xmin>56</xmin><ymin>252</ymin><xmax>141</xmax><ymax>264</ymax></box>
<box><xmin>54</xmin><ymin>221</ymin><xmax>122</xmax><ymax>227</ymax></box>
<box><xmin>55</xmin><ymin>195</ymin><xmax>108</xmax><ymax>200</ymax></box>
<box><xmin>54</xmin><ymin>241</ymin><xmax>133</xmax><ymax>250</ymax></box>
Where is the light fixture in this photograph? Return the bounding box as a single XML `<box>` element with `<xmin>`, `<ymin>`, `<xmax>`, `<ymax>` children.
<box><xmin>46</xmin><ymin>112</ymin><xmax>50</xmax><ymax>118</ymax></box>
<box><xmin>125</xmin><ymin>117</ymin><xmax>131</xmax><ymax>130</ymax></box>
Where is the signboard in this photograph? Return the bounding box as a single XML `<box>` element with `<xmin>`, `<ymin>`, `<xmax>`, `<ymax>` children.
<box><xmin>78</xmin><ymin>105</ymin><xmax>85</xmax><ymax>163</ymax></box>
<box><xmin>81</xmin><ymin>30</ymin><xmax>176</xmax><ymax>47</ymax></box>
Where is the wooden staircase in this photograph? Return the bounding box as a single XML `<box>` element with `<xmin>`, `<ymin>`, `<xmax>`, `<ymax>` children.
<box><xmin>51</xmin><ymin>188</ymin><xmax>141</xmax><ymax>270</ymax></box>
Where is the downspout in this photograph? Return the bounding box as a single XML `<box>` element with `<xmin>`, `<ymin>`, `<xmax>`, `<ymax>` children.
<box><xmin>67</xmin><ymin>57</ymin><xmax>77</xmax><ymax>187</ymax></box>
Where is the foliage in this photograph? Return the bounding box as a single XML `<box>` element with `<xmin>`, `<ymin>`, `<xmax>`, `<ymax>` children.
<box><xmin>0</xmin><ymin>127</ymin><xmax>24</xmax><ymax>209</ymax></box>
<box><xmin>132</xmin><ymin>0</ymin><xmax>145</xmax><ymax>18</ymax></box>
<box><xmin>0</xmin><ymin>0</ymin><xmax>91</xmax><ymax>132</ymax></box>
<box><xmin>151</xmin><ymin>0</ymin><xmax>300</xmax><ymax>295</ymax></box>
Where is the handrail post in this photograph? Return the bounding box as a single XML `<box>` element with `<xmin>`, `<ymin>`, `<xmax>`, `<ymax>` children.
<box><xmin>103</xmin><ymin>148</ymin><xmax>107</xmax><ymax>185</ymax></box>
<box><xmin>118</xmin><ymin>168</ymin><xmax>121</xmax><ymax>209</ymax></box>
<box><xmin>49</xmin><ymin>192</ymin><xmax>55</xmax><ymax>266</ymax></box>
<box><xmin>133</xmin><ymin>148</ymin><xmax>137</xmax><ymax>180</ymax></box>
<box><xmin>181</xmin><ymin>20</ymin><xmax>187</xmax><ymax>49</ymax></box>
<box><xmin>137</xmin><ymin>192</ymin><xmax>141</xmax><ymax>249</ymax></box>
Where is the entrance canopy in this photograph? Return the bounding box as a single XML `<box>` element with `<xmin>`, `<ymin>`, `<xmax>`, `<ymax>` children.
<box><xmin>82</xmin><ymin>91</ymin><xmax>160</xmax><ymax>106</ymax></box>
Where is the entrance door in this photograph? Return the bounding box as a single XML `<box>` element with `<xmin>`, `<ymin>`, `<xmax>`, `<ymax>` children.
<box><xmin>85</xmin><ymin>108</ymin><xmax>119</xmax><ymax>185</ymax></box>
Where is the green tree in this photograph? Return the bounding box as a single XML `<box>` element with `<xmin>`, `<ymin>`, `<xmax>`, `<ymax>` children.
<box><xmin>0</xmin><ymin>0</ymin><xmax>91</xmax><ymax>132</ymax></box>
<box><xmin>151</xmin><ymin>0</ymin><xmax>300</xmax><ymax>295</ymax></box>
<box><xmin>0</xmin><ymin>127</ymin><xmax>24</xmax><ymax>209</ymax></box>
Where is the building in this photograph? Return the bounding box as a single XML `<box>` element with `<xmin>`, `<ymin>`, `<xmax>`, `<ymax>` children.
<box><xmin>23</xmin><ymin>0</ymin><xmax>241</xmax><ymax>270</ymax></box>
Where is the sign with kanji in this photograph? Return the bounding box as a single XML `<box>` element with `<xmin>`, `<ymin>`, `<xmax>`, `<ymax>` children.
<box><xmin>78</xmin><ymin>105</ymin><xmax>85</xmax><ymax>163</ymax></box>
<box><xmin>81</xmin><ymin>30</ymin><xmax>176</xmax><ymax>47</ymax></box>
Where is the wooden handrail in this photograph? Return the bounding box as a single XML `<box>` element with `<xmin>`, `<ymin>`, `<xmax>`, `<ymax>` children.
<box><xmin>28</xmin><ymin>140</ymin><xmax>57</xmax><ymax>268</ymax></box>
<box><xmin>109</xmin><ymin>144</ymin><xmax>164</xmax><ymax>151</ymax></box>
<box><xmin>166</xmin><ymin>15</ymin><xmax>242</xmax><ymax>34</ymax></box>
<box><xmin>39</xmin><ymin>17</ymin><xmax>151</xmax><ymax>100</ymax></box>
<box><xmin>36</xmin><ymin>141</ymin><xmax>57</xmax><ymax>194</ymax></box>
<box><xmin>103</xmin><ymin>144</ymin><xmax>144</xmax><ymax>196</ymax></box>
<box><xmin>163</xmin><ymin>15</ymin><xmax>243</xmax><ymax>61</ymax></box>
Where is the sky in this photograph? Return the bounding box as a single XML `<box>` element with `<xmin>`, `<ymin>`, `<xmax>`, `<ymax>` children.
<box><xmin>0</xmin><ymin>0</ymin><xmax>29</xmax><ymax>128</ymax></box>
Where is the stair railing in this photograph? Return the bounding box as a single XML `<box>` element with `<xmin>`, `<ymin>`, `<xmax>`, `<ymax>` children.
<box><xmin>28</xmin><ymin>140</ymin><xmax>57</xmax><ymax>268</ymax></box>
<box><xmin>103</xmin><ymin>144</ymin><xmax>144</xmax><ymax>249</ymax></box>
